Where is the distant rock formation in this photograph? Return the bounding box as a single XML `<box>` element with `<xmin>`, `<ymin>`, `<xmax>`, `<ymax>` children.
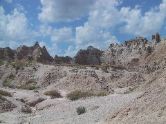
<box><xmin>102</xmin><ymin>36</ymin><xmax>153</xmax><ymax>69</ymax></box>
<box><xmin>0</xmin><ymin>42</ymin><xmax>53</xmax><ymax>64</ymax></box>
<box><xmin>152</xmin><ymin>33</ymin><xmax>161</xmax><ymax>43</ymax></box>
<box><xmin>15</xmin><ymin>42</ymin><xmax>53</xmax><ymax>64</ymax></box>
<box><xmin>0</xmin><ymin>47</ymin><xmax>15</xmax><ymax>61</ymax></box>
<box><xmin>0</xmin><ymin>33</ymin><xmax>162</xmax><ymax>66</ymax></box>
<box><xmin>74</xmin><ymin>46</ymin><xmax>103</xmax><ymax>65</ymax></box>
<box><xmin>54</xmin><ymin>55</ymin><xmax>72</xmax><ymax>64</ymax></box>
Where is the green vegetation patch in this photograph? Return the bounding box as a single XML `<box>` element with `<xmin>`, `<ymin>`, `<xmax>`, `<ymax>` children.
<box><xmin>67</xmin><ymin>90</ymin><xmax>94</xmax><ymax>101</ymax></box>
<box><xmin>0</xmin><ymin>89</ymin><xmax>12</xmax><ymax>97</ymax></box>
<box><xmin>67</xmin><ymin>90</ymin><xmax>108</xmax><ymax>101</ymax></box>
<box><xmin>0</xmin><ymin>60</ymin><xmax>4</xmax><ymax>66</ymax></box>
<box><xmin>76</xmin><ymin>106</ymin><xmax>86</xmax><ymax>115</ymax></box>
<box><xmin>44</xmin><ymin>90</ymin><xmax>62</xmax><ymax>99</ymax></box>
<box><xmin>17</xmin><ymin>79</ymin><xmax>38</xmax><ymax>90</ymax></box>
<box><xmin>3</xmin><ymin>74</ymin><xmax>15</xmax><ymax>88</ymax></box>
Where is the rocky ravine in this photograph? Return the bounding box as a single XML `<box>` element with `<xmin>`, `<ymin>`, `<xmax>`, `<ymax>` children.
<box><xmin>0</xmin><ymin>33</ymin><xmax>166</xmax><ymax>124</ymax></box>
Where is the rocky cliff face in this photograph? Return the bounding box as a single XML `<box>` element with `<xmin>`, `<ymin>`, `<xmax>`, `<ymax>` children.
<box><xmin>102</xmin><ymin>33</ymin><xmax>161</xmax><ymax>70</ymax></box>
<box><xmin>0</xmin><ymin>42</ymin><xmax>53</xmax><ymax>64</ymax></box>
<box><xmin>15</xmin><ymin>42</ymin><xmax>53</xmax><ymax>64</ymax></box>
<box><xmin>0</xmin><ymin>47</ymin><xmax>15</xmax><ymax>61</ymax></box>
<box><xmin>0</xmin><ymin>33</ymin><xmax>162</xmax><ymax>66</ymax></box>
<box><xmin>74</xmin><ymin>46</ymin><xmax>103</xmax><ymax>65</ymax></box>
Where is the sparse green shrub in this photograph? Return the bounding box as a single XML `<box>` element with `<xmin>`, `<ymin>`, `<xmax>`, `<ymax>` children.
<box><xmin>18</xmin><ymin>84</ymin><xmax>37</xmax><ymax>90</ymax></box>
<box><xmin>76</xmin><ymin>106</ymin><xmax>86</xmax><ymax>115</ymax></box>
<box><xmin>67</xmin><ymin>90</ymin><xmax>93</xmax><ymax>101</ymax></box>
<box><xmin>0</xmin><ymin>89</ymin><xmax>12</xmax><ymax>97</ymax></box>
<box><xmin>17</xmin><ymin>79</ymin><xmax>38</xmax><ymax>90</ymax></box>
<box><xmin>3</xmin><ymin>74</ymin><xmax>15</xmax><ymax>88</ymax></box>
<box><xmin>0</xmin><ymin>60</ymin><xmax>4</xmax><ymax>66</ymax></box>
<box><xmin>0</xmin><ymin>95</ymin><xmax>6</xmax><ymax>100</ymax></box>
<box><xmin>96</xmin><ymin>91</ymin><xmax>108</xmax><ymax>96</ymax></box>
<box><xmin>44</xmin><ymin>90</ymin><xmax>62</xmax><ymax>98</ymax></box>
<box><xmin>101</xmin><ymin>64</ymin><xmax>109</xmax><ymax>73</ymax></box>
<box><xmin>67</xmin><ymin>90</ymin><xmax>109</xmax><ymax>101</ymax></box>
<box><xmin>10</xmin><ymin>61</ymin><xmax>24</xmax><ymax>70</ymax></box>
<box><xmin>25</xmin><ymin>85</ymin><xmax>37</xmax><ymax>90</ymax></box>
<box><xmin>21</xmin><ymin>105</ymin><xmax>32</xmax><ymax>113</ymax></box>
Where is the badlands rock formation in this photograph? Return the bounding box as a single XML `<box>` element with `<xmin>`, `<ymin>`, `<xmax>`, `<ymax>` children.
<box><xmin>15</xmin><ymin>42</ymin><xmax>53</xmax><ymax>64</ymax></box>
<box><xmin>0</xmin><ymin>47</ymin><xmax>15</xmax><ymax>61</ymax></box>
<box><xmin>74</xmin><ymin>46</ymin><xmax>103</xmax><ymax>65</ymax></box>
<box><xmin>1</xmin><ymin>33</ymin><xmax>166</xmax><ymax>124</ymax></box>
<box><xmin>0</xmin><ymin>42</ymin><xmax>53</xmax><ymax>64</ymax></box>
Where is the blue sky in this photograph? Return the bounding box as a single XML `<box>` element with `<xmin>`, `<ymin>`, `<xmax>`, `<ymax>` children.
<box><xmin>0</xmin><ymin>0</ymin><xmax>166</xmax><ymax>56</ymax></box>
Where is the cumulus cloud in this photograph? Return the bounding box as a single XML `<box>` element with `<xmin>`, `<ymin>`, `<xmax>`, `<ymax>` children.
<box><xmin>39</xmin><ymin>0</ymin><xmax>95</xmax><ymax>23</ymax></box>
<box><xmin>61</xmin><ymin>0</ymin><xmax>166</xmax><ymax>56</ymax></box>
<box><xmin>120</xmin><ymin>0</ymin><xmax>166</xmax><ymax>35</ymax></box>
<box><xmin>39</xmin><ymin>25</ymin><xmax>74</xmax><ymax>56</ymax></box>
<box><xmin>51</xmin><ymin>27</ymin><xmax>74</xmax><ymax>43</ymax></box>
<box><xmin>0</xmin><ymin>6</ymin><xmax>37</xmax><ymax>48</ymax></box>
<box><xmin>75</xmin><ymin>0</ymin><xmax>119</xmax><ymax>51</ymax></box>
<box><xmin>40</xmin><ymin>25</ymin><xmax>74</xmax><ymax>43</ymax></box>
<box><xmin>76</xmin><ymin>0</ymin><xmax>166</xmax><ymax>47</ymax></box>
<box><xmin>76</xmin><ymin>23</ymin><xmax>117</xmax><ymax>48</ymax></box>
<box><xmin>4</xmin><ymin>0</ymin><xmax>12</xmax><ymax>3</ymax></box>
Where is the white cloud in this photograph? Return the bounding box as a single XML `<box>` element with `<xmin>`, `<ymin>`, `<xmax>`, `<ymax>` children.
<box><xmin>38</xmin><ymin>0</ymin><xmax>95</xmax><ymax>23</ymax></box>
<box><xmin>40</xmin><ymin>24</ymin><xmax>74</xmax><ymax>43</ymax></box>
<box><xmin>64</xmin><ymin>0</ymin><xmax>166</xmax><ymax>56</ymax></box>
<box><xmin>39</xmin><ymin>25</ymin><xmax>74</xmax><ymax>56</ymax></box>
<box><xmin>88</xmin><ymin>0</ymin><xmax>121</xmax><ymax>28</ymax></box>
<box><xmin>64</xmin><ymin>45</ymin><xmax>78</xmax><ymax>57</ymax></box>
<box><xmin>120</xmin><ymin>0</ymin><xmax>166</xmax><ymax>35</ymax></box>
<box><xmin>4</xmin><ymin>0</ymin><xmax>12</xmax><ymax>3</ymax></box>
<box><xmin>51</xmin><ymin>27</ymin><xmax>73</xmax><ymax>43</ymax></box>
<box><xmin>76</xmin><ymin>23</ymin><xmax>117</xmax><ymax>48</ymax></box>
<box><xmin>0</xmin><ymin>6</ymin><xmax>37</xmax><ymax>48</ymax></box>
<box><xmin>74</xmin><ymin>0</ymin><xmax>119</xmax><ymax>51</ymax></box>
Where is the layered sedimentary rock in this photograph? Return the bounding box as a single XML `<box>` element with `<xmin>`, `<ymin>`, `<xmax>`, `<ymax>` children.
<box><xmin>0</xmin><ymin>42</ymin><xmax>53</xmax><ymax>64</ymax></box>
<box><xmin>102</xmin><ymin>37</ymin><xmax>149</xmax><ymax>66</ymax></box>
<box><xmin>74</xmin><ymin>46</ymin><xmax>103</xmax><ymax>65</ymax></box>
<box><xmin>0</xmin><ymin>47</ymin><xmax>15</xmax><ymax>61</ymax></box>
<box><xmin>15</xmin><ymin>42</ymin><xmax>53</xmax><ymax>64</ymax></box>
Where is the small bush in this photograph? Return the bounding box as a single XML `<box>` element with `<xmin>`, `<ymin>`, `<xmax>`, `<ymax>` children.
<box><xmin>67</xmin><ymin>90</ymin><xmax>93</xmax><ymax>101</ymax></box>
<box><xmin>76</xmin><ymin>106</ymin><xmax>86</xmax><ymax>115</ymax></box>
<box><xmin>10</xmin><ymin>61</ymin><xmax>24</xmax><ymax>71</ymax></box>
<box><xmin>101</xmin><ymin>64</ymin><xmax>109</xmax><ymax>73</ymax></box>
<box><xmin>44</xmin><ymin>90</ymin><xmax>62</xmax><ymax>99</ymax></box>
<box><xmin>0</xmin><ymin>89</ymin><xmax>12</xmax><ymax>97</ymax></box>
<box><xmin>96</xmin><ymin>91</ymin><xmax>108</xmax><ymax>96</ymax></box>
<box><xmin>67</xmin><ymin>90</ymin><xmax>109</xmax><ymax>101</ymax></box>
<box><xmin>0</xmin><ymin>60</ymin><xmax>4</xmax><ymax>66</ymax></box>
<box><xmin>17</xmin><ymin>79</ymin><xmax>38</xmax><ymax>90</ymax></box>
<box><xmin>3</xmin><ymin>74</ymin><xmax>15</xmax><ymax>88</ymax></box>
<box><xmin>18</xmin><ymin>84</ymin><xmax>37</xmax><ymax>90</ymax></box>
<box><xmin>21</xmin><ymin>105</ymin><xmax>32</xmax><ymax>113</ymax></box>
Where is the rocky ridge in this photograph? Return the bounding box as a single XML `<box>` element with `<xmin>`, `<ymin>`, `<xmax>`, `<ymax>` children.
<box><xmin>74</xmin><ymin>46</ymin><xmax>103</xmax><ymax>65</ymax></box>
<box><xmin>0</xmin><ymin>42</ymin><xmax>53</xmax><ymax>64</ymax></box>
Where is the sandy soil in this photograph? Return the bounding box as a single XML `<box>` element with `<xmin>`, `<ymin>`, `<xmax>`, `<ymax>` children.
<box><xmin>0</xmin><ymin>87</ymin><xmax>142</xmax><ymax>124</ymax></box>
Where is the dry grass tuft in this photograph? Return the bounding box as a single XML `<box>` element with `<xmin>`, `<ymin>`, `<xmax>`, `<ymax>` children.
<box><xmin>44</xmin><ymin>90</ymin><xmax>62</xmax><ymax>99</ymax></box>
